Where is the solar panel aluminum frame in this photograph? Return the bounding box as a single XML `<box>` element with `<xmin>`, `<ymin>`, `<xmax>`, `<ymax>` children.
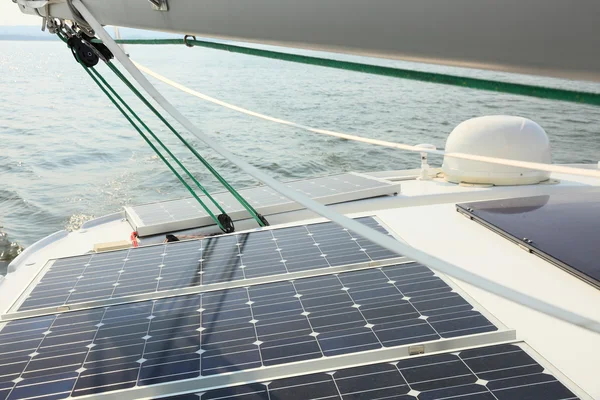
<box><xmin>1</xmin><ymin>215</ymin><xmax>497</xmax><ymax>328</ymax></box>
<box><xmin>125</xmin><ymin>172</ymin><xmax>401</xmax><ymax>237</ymax></box>
<box><xmin>1</xmin><ymin>259</ymin><xmax>57</xmax><ymax>317</ymax></box>
<box><xmin>1</xmin><ymin>256</ymin><xmax>408</xmax><ymax>322</ymax></box>
<box><xmin>456</xmin><ymin>204</ymin><xmax>600</xmax><ymax>290</ymax></box>
<box><xmin>3</xmin><ymin>215</ymin><xmax>401</xmax><ymax>320</ymax></box>
<box><xmin>59</xmin><ymin>331</ymin><xmax>519</xmax><ymax>400</ymax></box>
<box><xmin>377</xmin><ymin>216</ymin><xmax>510</xmax><ymax>334</ymax></box>
<box><xmin>0</xmin><ymin>213</ymin><xmax>521</xmax><ymax>399</ymax></box>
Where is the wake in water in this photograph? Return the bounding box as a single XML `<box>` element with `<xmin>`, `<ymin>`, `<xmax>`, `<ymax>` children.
<box><xmin>0</xmin><ymin>213</ymin><xmax>93</xmax><ymax>276</ymax></box>
<box><xmin>0</xmin><ymin>230</ymin><xmax>23</xmax><ymax>276</ymax></box>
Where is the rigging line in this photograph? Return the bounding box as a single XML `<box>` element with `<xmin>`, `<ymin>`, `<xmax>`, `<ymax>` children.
<box><xmin>94</xmin><ymin>66</ymin><xmax>228</xmax><ymax>217</ymax></box>
<box><xmin>57</xmin><ymin>30</ymin><xmax>230</xmax><ymax>230</ymax></box>
<box><xmin>74</xmin><ymin>0</ymin><xmax>600</xmax><ymax>336</ymax></box>
<box><xmin>102</xmin><ymin>37</ymin><xmax>600</xmax><ymax>107</ymax></box>
<box><xmin>89</xmin><ymin>68</ymin><xmax>229</xmax><ymax>220</ymax></box>
<box><xmin>133</xmin><ymin>61</ymin><xmax>600</xmax><ymax>180</ymax></box>
<box><xmin>105</xmin><ymin>62</ymin><xmax>267</xmax><ymax>228</ymax></box>
<box><xmin>77</xmin><ymin>59</ymin><xmax>226</xmax><ymax>232</ymax></box>
<box><xmin>58</xmin><ymin>31</ymin><xmax>260</xmax><ymax>229</ymax></box>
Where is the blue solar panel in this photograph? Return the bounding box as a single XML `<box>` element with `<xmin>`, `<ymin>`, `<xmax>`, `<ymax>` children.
<box><xmin>0</xmin><ymin>263</ymin><xmax>497</xmax><ymax>398</ymax></box>
<box><xmin>17</xmin><ymin>217</ymin><xmax>398</xmax><ymax>311</ymax></box>
<box><xmin>158</xmin><ymin>344</ymin><xmax>579</xmax><ymax>400</ymax></box>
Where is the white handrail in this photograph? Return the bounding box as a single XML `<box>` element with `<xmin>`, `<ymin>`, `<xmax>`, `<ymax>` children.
<box><xmin>74</xmin><ymin>0</ymin><xmax>600</xmax><ymax>335</ymax></box>
<box><xmin>133</xmin><ymin>61</ymin><xmax>600</xmax><ymax>179</ymax></box>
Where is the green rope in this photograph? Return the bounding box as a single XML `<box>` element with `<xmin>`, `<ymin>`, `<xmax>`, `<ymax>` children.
<box><xmin>105</xmin><ymin>62</ymin><xmax>266</xmax><ymax>226</ymax></box>
<box><xmin>89</xmin><ymin>68</ymin><xmax>227</xmax><ymax>216</ymax></box>
<box><xmin>78</xmin><ymin>61</ymin><xmax>226</xmax><ymax>231</ymax></box>
<box><xmin>89</xmin><ymin>69</ymin><xmax>229</xmax><ymax>220</ymax></box>
<box><xmin>61</xmin><ymin>31</ymin><xmax>266</xmax><ymax>229</ymax></box>
<box><xmin>106</xmin><ymin>38</ymin><xmax>600</xmax><ymax>107</ymax></box>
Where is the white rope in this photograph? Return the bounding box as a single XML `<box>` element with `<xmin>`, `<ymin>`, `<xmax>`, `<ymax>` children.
<box><xmin>73</xmin><ymin>0</ymin><xmax>600</xmax><ymax>335</ymax></box>
<box><xmin>133</xmin><ymin>61</ymin><xmax>600</xmax><ymax>179</ymax></box>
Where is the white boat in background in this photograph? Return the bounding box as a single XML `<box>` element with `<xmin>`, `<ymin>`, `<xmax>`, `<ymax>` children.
<box><xmin>2</xmin><ymin>1</ymin><xmax>600</xmax><ymax>399</ymax></box>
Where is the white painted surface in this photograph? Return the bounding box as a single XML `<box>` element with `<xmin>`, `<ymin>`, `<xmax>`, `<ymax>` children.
<box><xmin>2</xmin><ymin>167</ymin><xmax>599</xmax><ymax>397</ymax></box>
<box><xmin>377</xmin><ymin>203</ymin><xmax>600</xmax><ymax>399</ymax></box>
<box><xmin>0</xmin><ymin>217</ymin><xmax>133</xmax><ymax>315</ymax></box>
<box><xmin>443</xmin><ymin>116</ymin><xmax>552</xmax><ymax>185</ymax></box>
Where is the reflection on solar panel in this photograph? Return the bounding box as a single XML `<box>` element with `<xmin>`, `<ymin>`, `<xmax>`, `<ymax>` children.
<box><xmin>126</xmin><ymin>173</ymin><xmax>400</xmax><ymax>236</ymax></box>
<box><xmin>457</xmin><ymin>194</ymin><xmax>600</xmax><ymax>289</ymax></box>
<box><xmin>160</xmin><ymin>344</ymin><xmax>579</xmax><ymax>400</ymax></box>
<box><xmin>0</xmin><ymin>263</ymin><xmax>498</xmax><ymax>398</ymax></box>
<box><xmin>16</xmin><ymin>217</ymin><xmax>399</xmax><ymax>311</ymax></box>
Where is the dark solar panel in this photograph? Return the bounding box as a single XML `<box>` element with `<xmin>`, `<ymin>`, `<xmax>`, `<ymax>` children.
<box><xmin>159</xmin><ymin>344</ymin><xmax>579</xmax><ymax>400</ymax></box>
<box><xmin>457</xmin><ymin>194</ymin><xmax>600</xmax><ymax>289</ymax></box>
<box><xmin>17</xmin><ymin>217</ymin><xmax>399</xmax><ymax>311</ymax></box>
<box><xmin>0</xmin><ymin>263</ymin><xmax>497</xmax><ymax>398</ymax></box>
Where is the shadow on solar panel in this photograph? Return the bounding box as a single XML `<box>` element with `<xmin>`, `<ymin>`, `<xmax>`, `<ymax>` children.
<box><xmin>13</xmin><ymin>217</ymin><xmax>400</xmax><ymax>313</ymax></box>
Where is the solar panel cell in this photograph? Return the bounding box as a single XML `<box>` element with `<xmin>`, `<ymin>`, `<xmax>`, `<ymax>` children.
<box><xmin>16</xmin><ymin>218</ymin><xmax>399</xmax><ymax>312</ymax></box>
<box><xmin>160</xmin><ymin>344</ymin><xmax>578</xmax><ymax>400</ymax></box>
<box><xmin>199</xmin><ymin>383</ymin><xmax>268</xmax><ymax>400</ymax></box>
<box><xmin>0</xmin><ymin>263</ymin><xmax>499</xmax><ymax>398</ymax></box>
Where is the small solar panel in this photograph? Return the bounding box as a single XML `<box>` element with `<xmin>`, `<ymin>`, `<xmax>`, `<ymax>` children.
<box><xmin>0</xmin><ymin>263</ymin><xmax>498</xmax><ymax>398</ymax></box>
<box><xmin>15</xmin><ymin>217</ymin><xmax>399</xmax><ymax>312</ymax></box>
<box><xmin>125</xmin><ymin>173</ymin><xmax>400</xmax><ymax>236</ymax></box>
<box><xmin>457</xmin><ymin>193</ymin><xmax>600</xmax><ymax>289</ymax></box>
<box><xmin>159</xmin><ymin>343</ymin><xmax>580</xmax><ymax>400</ymax></box>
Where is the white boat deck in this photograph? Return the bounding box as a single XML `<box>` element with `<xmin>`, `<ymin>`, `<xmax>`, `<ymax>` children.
<box><xmin>1</xmin><ymin>167</ymin><xmax>599</xmax><ymax>399</ymax></box>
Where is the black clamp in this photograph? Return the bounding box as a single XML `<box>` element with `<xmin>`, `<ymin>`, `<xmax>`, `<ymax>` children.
<box><xmin>218</xmin><ymin>214</ymin><xmax>235</xmax><ymax>233</ymax></box>
<box><xmin>184</xmin><ymin>35</ymin><xmax>196</xmax><ymax>48</ymax></box>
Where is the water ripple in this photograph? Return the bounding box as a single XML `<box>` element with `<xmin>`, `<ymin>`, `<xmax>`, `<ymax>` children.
<box><xmin>1</xmin><ymin>41</ymin><xmax>600</xmax><ymax>268</ymax></box>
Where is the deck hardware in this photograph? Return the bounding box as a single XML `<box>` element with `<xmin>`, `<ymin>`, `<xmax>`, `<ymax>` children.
<box><xmin>408</xmin><ymin>345</ymin><xmax>425</xmax><ymax>355</ymax></box>
<box><xmin>415</xmin><ymin>144</ymin><xmax>437</xmax><ymax>180</ymax></box>
<box><xmin>148</xmin><ymin>0</ymin><xmax>168</xmax><ymax>11</ymax></box>
<box><xmin>217</xmin><ymin>214</ymin><xmax>235</xmax><ymax>233</ymax></box>
<box><xmin>68</xmin><ymin>36</ymin><xmax>99</xmax><ymax>67</ymax></box>
<box><xmin>184</xmin><ymin>35</ymin><xmax>196</xmax><ymax>47</ymax></box>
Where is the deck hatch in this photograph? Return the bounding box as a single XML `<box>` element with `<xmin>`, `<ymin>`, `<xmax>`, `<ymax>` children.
<box><xmin>125</xmin><ymin>173</ymin><xmax>400</xmax><ymax>237</ymax></box>
<box><xmin>0</xmin><ymin>263</ymin><xmax>499</xmax><ymax>399</ymax></box>
<box><xmin>457</xmin><ymin>193</ymin><xmax>600</xmax><ymax>289</ymax></box>
<box><xmin>14</xmin><ymin>217</ymin><xmax>399</xmax><ymax>312</ymax></box>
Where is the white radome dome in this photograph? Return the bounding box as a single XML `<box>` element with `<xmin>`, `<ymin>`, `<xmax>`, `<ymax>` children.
<box><xmin>442</xmin><ymin>115</ymin><xmax>552</xmax><ymax>185</ymax></box>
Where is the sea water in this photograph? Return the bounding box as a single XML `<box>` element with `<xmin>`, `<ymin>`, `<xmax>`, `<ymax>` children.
<box><xmin>1</xmin><ymin>40</ymin><xmax>600</xmax><ymax>274</ymax></box>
